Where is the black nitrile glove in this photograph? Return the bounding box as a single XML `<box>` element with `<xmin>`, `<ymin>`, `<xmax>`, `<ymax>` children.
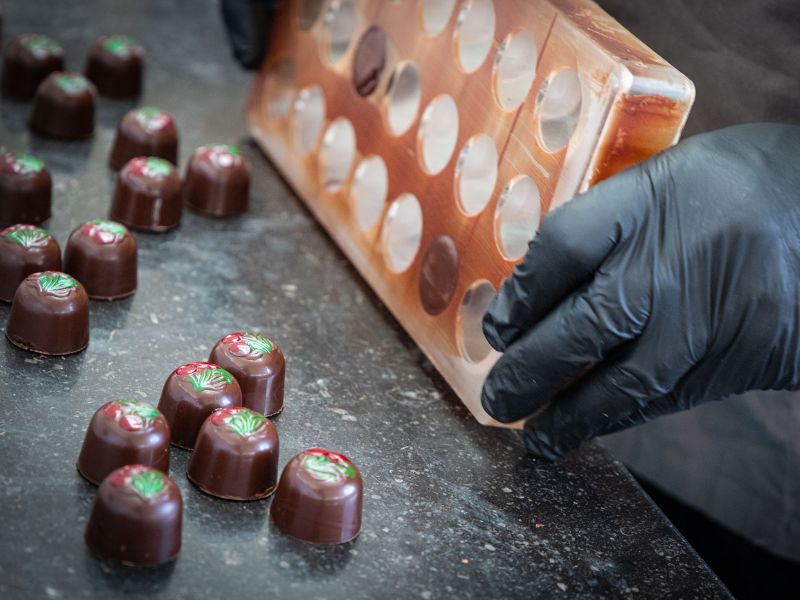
<box><xmin>221</xmin><ymin>0</ymin><xmax>280</xmax><ymax>70</ymax></box>
<box><xmin>481</xmin><ymin>123</ymin><xmax>800</xmax><ymax>460</ymax></box>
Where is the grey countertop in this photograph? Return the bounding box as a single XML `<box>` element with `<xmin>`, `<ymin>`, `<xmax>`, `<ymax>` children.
<box><xmin>0</xmin><ymin>1</ymin><xmax>728</xmax><ymax>598</ymax></box>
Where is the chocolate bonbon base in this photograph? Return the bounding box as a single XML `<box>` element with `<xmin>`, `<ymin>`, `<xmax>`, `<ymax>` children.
<box><xmin>6</xmin><ymin>271</ymin><xmax>88</xmax><ymax>355</ymax></box>
<box><xmin>77</xmin><ymin>399</ymin><xmax>170</xmax><ymax>486</ymax></box>
<box><xmin>85</xmin><ymin>465</ymin><xmax>182</xmax><ymax>566</ymax></box>
<box><xmin>187</xmin><ymin>407</ymin><xmax>279</xmax><ymax>500</ymax></box>
<box><xmin>64</xmin><ymin>220</ymin><xmax>137</xmax><ymax>300</ymax></box>
<box><xmin>270</xmin><ymin>449</ymin><xmax>363</xmax><ymax>544</ymax></box>
<box><xmin>158</xmin><ymin>362</ymin><xmax>242</xmax><ymax>449</ymax></box>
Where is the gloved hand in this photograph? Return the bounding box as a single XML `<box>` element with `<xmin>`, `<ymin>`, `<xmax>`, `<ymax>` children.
<box><xmin>220</xmin><ymin>0</ymin><xmax>281</xmax><ymax>69</ymax></box>
<box><xmin>481</xmin><ymin>123</ymin><xmax>800</xmax><ymax>460</ymax></box>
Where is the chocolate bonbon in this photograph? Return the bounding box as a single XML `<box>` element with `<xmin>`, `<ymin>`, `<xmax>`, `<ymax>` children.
<box><xmin>110</xmin><ymin>157</ymin><xmax>182</xmax><ymax>232</ymax></box>
<box><xmin>29</xmin><ymin>72</ymin><xmax>96</xmax><ymax>139</ymax></box>
<box><xmin>270</xmin><ymin>449</ymin><xmax>363</xmax><ymax>544</ymax></box>
<box><xmin>352</xmin><ymin>26</ymin><xmax>387</xmax><ymax>97</ymax></box>
<box><xmin>77</xmin><ymin>399</ymin><xmax>170</xmax><ymax>486</ymax></box>
<box><xmin>187</xmin><ymin>407</ymin><xmax>279</xmax><ymax>500</ymax></box>
<box><xmin>63</xmin><ymin>219</ymin><xmax>137</xmax><ymax>300</ymax></box>
<box><xmin>0</xmin><ymin>225</ymin><xmax>61</xmax><ymax>302</ymax></box>
<box><xmin>6</xmin><ymin>271</ymin><xmax>88</xmax><ymax>355</ymax></box>
<box><xmin>1</xmin><ymin>34</ymin><xmax>64</xmax><ymax>98</ymax></box>
<box><xmin>109</xmin><ymin>107</ymin><xmax>178</xmax><ymax>170</ymax></box>
<box><xmin>184</xmin><ymin>145</ymin><xmax>250</xmax><ymax>217</ymax></box>
<box><xmin>85</xmin><ymin>35</ymin><xmax>144</xmax><ymax>98</ymax></box>
<box><xmin>85</xmin><ymin>465</ymin><xmax>182</xmax><ymax>566</ymax></box>
<box><xmin>0</xmin><ymin>152</ymin><xmax>52</xmax><ymax>228</ymax></box>
<box><xmin>208</xmin><ymin>332</ymin><xmax>284</xmax><ymax>416</ymax></box>
<box><xmin>158</xmin><ymin>362</ymin><xmax>242</xmax><ymax>449</ymax></box>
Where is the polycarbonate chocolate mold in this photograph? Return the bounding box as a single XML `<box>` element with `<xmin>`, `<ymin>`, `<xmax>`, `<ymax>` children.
<box><xmin>247</xmin><ymin>0</ymin><xmax>694</xmax><ymax>426</ymax></box>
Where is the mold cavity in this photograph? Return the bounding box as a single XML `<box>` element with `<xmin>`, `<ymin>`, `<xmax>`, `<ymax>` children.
<box><xmin>381</xmin><ymin>193</ymin><xmax>423</xmax><ymax>273</ymax></box>
<box><xmin>324</xmin><ymin>0</ymin><xmax>357</xmax><ymax>64</ymax></box>
<box><xmin>293</xmin><ymin>85</ymin><xmax>326</xmax><ymax>155</ymax></box>
<box><xmin>298</xmin><ymin>0</ymin><xmax>326</xmax><ymax>30</ymax></box>
<box><xmin>352</xmin><ymin>26</ymin><xmax>387</xmax><ymax>97</ymax></box>
<box><xmin>320</xmin><ymin>118</ymin><xmax>357</xmax><ymax>191</ymax></box>
<box><xmin>352</xmin><ymin>155</ymin><xmax>388</xmax><ymax>230</ymax></box>
<box><xmin>455</xmin><ymin>134</ymin><xmax>498</xmax><ymax>216</ymax></box>
<box><xmin>455</xmin><ymin>0</ymin><xmax>496</xmax><ymax>73</ymax></box>
<box><xmin>494</xmin><ymin>30</ymin><xmax>537</xmax><ymax>111</ymax></box>
<box><xmin>458</xmin><ymin>281</ymin><xmax>497</xmax><ymax>363</ymax></box>
<box><xmin>538</xmin><ymin>68</ymin><xmax>582</xmax><ymax>152</ymax></box>
<box><xmin>420</xmin><ymin>0</ymin><xmax>457</xmax><ymax>37</ymax></box>
<box><xmin>495</xmin><ymin>175</ymin><xmax>541</xmax><ymax>261</ymax></box>
<box><xmin>419</xmin><ymin>235</ymin><xmax>459</xmax><ymax>315</ymax></box>
<box><xmin>264</xmin><ymin>59</ymin><xmax>295</xmax><ymax>120</ymax></box>
<box><xmin>418</xmin><ymin>94</ymin><xmax>459</xmax><ymax>175</ymax></box>
<box><xmin>386</xmin><ymin>61</ymin><xmax>422</xmax><ymax>136</ymax></box>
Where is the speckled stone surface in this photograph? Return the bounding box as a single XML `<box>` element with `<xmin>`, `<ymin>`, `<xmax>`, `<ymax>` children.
<box><xmin>0</xmin><ymin>1</ymin><xmax>729</xmax><ymax>599</ymax></box>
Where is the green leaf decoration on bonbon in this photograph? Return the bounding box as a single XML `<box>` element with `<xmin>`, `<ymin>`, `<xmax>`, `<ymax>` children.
<box><xmin>37</xmin><ymin>272</ymin><xmax>77</xmax><ymax>297</ymax></box>
<box><xmin>3</xmin><ymin>226</ymin><xmax>50</xmax><ymax>248</ymax></box>
<box><xmin>188</xmin><ymin>367</ymin><xmax>234</xmax><ymax>392</ymax></box>
<box><xmin>130</xmin><ymin>470</ymin><xmax>166</xmax><ymax>498</ymax></box>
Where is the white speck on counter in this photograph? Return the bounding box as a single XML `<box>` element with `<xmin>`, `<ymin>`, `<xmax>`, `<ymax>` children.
<box><xmin>484</xmin><ymin>543</ymin><xmax>496</xmax><ymax>552</ymax></box>
<box><xmin>45</xmin><ymin>586</ymin><xmax>61</xmax><ymax>598</ymax></box>
<box><xmin>149</xmin><ymin>313</ymin><xmax>159</xmax><ymax>324</ymax></box>
<box><xmin>557</xmin><ymin>582</ymin><xmax>568</xmax><ymax>592</ymax></box>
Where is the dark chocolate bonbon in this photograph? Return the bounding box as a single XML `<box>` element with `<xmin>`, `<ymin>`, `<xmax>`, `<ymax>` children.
<box><xmin>187</xmin><ymin>406</ymin><xmax>279</xmax><ymax>500</ymax></box>
<box><xmin>0</xmin><ymin>225</ymin><xmax>61</xmax><ymax>302</ymax></box>
<box><xmin>6</xmin><ymin>271</ymin><xmax>89</xmax><ymax>355</ymax></box>
<box><xmin>85</xmin><ymin>465</ymin><xmax>182</xmax><ymax>566</ymax></box>
<box><xmin>270</xmin><ymin>449</ymin><xmax>363</xmax><ymax>544</ymax></box>
<box><xmin>208</xmin><ymin>332</ymin><xmax>284</xmax><ymax>416</ymax></box>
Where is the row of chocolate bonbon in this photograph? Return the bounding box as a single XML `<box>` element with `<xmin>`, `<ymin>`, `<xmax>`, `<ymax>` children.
<box><xmin>1</xmin><ymin>220</ymin><xmax>137</xmax><ymax>303</ymax></box>
<box><xmin>2</xmin><ymin>33</ymin><xmax>143</xmax><ymax>100</ymax></box>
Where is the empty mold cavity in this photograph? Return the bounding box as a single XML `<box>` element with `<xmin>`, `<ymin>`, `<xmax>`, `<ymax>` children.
<box><xmin>538</xmin><ymin>68</ymin><xmax>582</xmax><ymax>152</ymax></box>
<box><xmin>493</xmin><ymin>30</ymin><xmax>537</xmax><ymax>111</ymax></box>
<box><xmin>298</xmin><ymin>0</ymin><xmax>326</xmax><ymax>30</ymax></box>
<box><xmin>264</xmin><ymin>59</ymin><xmax>295</xmax><ymax>120</ymax></box>
<box><xmin>419</xmin><ymin>235</ymin><xmax>459</xmax><ymax>316</ymax></box>
<box><xmin>495</xmin><ymin>175</ymin><xmax>541</xmax><ymax>261</ymax></box>
<box><xmin>386</xmin><ymin>61</ymin><xmax>422</xmax><ymax>136</ymax></box>
<box><xmin>320</xmin><ymin>118</ymin><xmax>357</xmax><ymax>191</ymax></box>
<box><xmin>418</xmin><ymin>94</ymin><xmax>459</xmax><ymax>175</ymax></box>
<box><xmin>381</xmin><ymin>193</ymin><xmax>423</xmax><ymax>273</ymax></box>
<box><xmin>324</xmin><ymin>0</ymin><xmax>357</xmax><ymax>64</ymax></box>
<box><xmin>352</xmin><ymin>155</ymin><xmax>388</xmax><ymax>230</ymax></box>
<box><xmin>458</xmin><ymin>281</ymin><xmax>497</xmax><ymax>363</ymax></box>
<box><xmin>455</xmin><ymin>134</ymin><xmax>498</xmax><ymax>216</ymax></box>
<box><xmin>420</xmin><ymin>0</ymin><xmax>457</xmax><ymax>37</ymax></box>
<box><xmin>455</xmin><ymin>0</ymin><xmax>496</xmax><ymax>73</ymax></box>
<box><xmin>293</xmin><ymin>85</ymin><xmax>326</xmax><ymax>155</ymax></box>
<box><xmin>352</xmin><ymin>26</ymin><xmax>388</xmax><ymax>97</ymax></box>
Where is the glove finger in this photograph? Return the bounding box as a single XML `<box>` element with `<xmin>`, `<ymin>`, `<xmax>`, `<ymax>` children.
<box><xmin>481</xmin><ymin>266</ymin><xmax>649</xmax><ymax>424</ymax></box>
<box><xmin>221</xmin><ymin>0</ymin><xmax>269</xmax><ymax>70</ymax></box>
<box><xmin>520</xmin><ymin>336</ymin><xmax>693</xmax><ymax>459</ymax></box>
<box><xmin>483</xmin><ymin>163</ymin><xmax>655</xmax><ymax>353</ymax></box>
